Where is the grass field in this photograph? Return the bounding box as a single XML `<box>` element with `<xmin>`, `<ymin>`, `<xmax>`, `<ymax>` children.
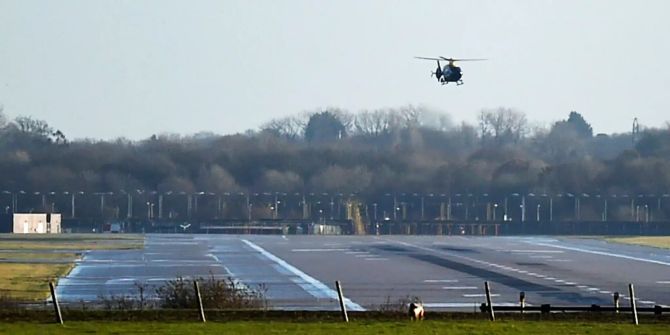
<box><xmin>0</xmin><ymin>234</ymin><xmax>143</xmax><ymax>250</ymax></box>
<box><xmin>0</xmin><ymin>234</ymin><xmax>143</xmax><ymax>301</ymax></box>
<box><xmin>0</xmin><ymin>320</ymin><xmax>667</xmax><ymax>335</ymax></box>
<box><xmin>607</xmin><ymin>236</ymin><xmax>670</xmax><ymax>249</ymax></box>
<box><xmin>0</xmin><ymin>263</ymin><xmax>73</xmax><ymax>300</ymax></box>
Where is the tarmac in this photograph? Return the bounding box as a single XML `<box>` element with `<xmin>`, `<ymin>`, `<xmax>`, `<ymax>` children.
<box><xmin>56</xmin><ymin>234</ymin><xmax>670</xmax><ymax>310</ymax></box>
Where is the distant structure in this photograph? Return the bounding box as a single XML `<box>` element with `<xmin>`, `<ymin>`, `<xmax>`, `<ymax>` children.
<box><xmin>10</xmin><ymin>213</ymin><xmax>61</xmax><ymax>234</ymax></box>
<box><xmin>632</xmin><ymin>117</ymin><xmax>640</xmax><ymax>144</ymax></box>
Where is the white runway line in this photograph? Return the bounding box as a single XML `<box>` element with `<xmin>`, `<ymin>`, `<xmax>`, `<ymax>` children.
<box><xmin>424</xmin><ymin>279</ymin><xmax>459</xmax><ymax>283</ymax></box>
<box><xmin>442</xmin><ymin>286</ymin><xmax>477</xmax><ymax>290</ymax></box>
<box><xmin>364</xmin><ymin>258</ymin><xmax>389</xmax><ymax>261</ymax></box>
<box><xmin>291</xmin><ymin>248</ymin><xmax>349</xmax><ymax>252</ymax></box>
<box><xmin>656</xmin><ymin>281</ymin><xmax>670</xmax><ymax>284</ymax></box>
<box><xmin>463</xmin><ymin>294</ymin><xmax>500</xmax><ymax>298</ymax></box>
<box><xmin>527</xmin><ymin>242</ymin><xmax>670</xmax><ymax>267</ymax></box>
<box><xmin>241</xmin><ymin>239</ymin><xmax>365</xmax><ymax>311</ymax></box>
<box><xmin>510</xmin><ymin>250</ymin><xmax>564</xmax><ymax>253</ymax></box>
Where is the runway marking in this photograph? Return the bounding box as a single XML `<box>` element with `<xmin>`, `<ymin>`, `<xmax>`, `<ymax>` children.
<box><xmin>364</xmin><ymin>258</ymin><xmax>389</xmax><ymax>261</ymax></box>
<box><xmin>442</xmin><ymin>286</ymin><xmax>477</xmax><ymax>290</ymax></box>
<box><xmin>640</xmin><ymin>300</ymin><xmax>656</xmax><ymax>304</ymax></box>
<box><xmin>424</xmin><ymin>279</ymin><xmax>459</xmax><ymax>283</ymax></box>
<box><xmin>423</xmin><ymin>302</ymin><xmax>520</xmax><ymax>308</ymax></box>
<box><xmin>656</xmin><ymin>281</ymin><xmax>670</xmax><ymax>284</ymax></box>
<box><xmin>241</xmin><ymin>239</ymin><xmax>365</xmax><ymax>311</ymax></box>
<box><xmin>463</xmin><ymin>294</ymin><xmax>500</xmax><ymax>298</ymax></box>
<box><xmin>510</xmin><ymin>250</ymin><xmax>564</xmax><ymax>253</ymax></box>
<box><xmin>346</xmin><ymin>251</ymin><xmax>370</xmax><ymax>254</ymax></box>
<box><xmin>291</xmin><ymin>248</ymin><xmax>349</xmax><ymax>252</ymax></box>
<box><xmin>527</xmin><ymin>242</ymin><xmax>670</xmax><ymax>267</ymax></box>
<box><xmin>378</xmin><ymin>237</ymin><xmax>640</xmax><ymax>303</ymax></box>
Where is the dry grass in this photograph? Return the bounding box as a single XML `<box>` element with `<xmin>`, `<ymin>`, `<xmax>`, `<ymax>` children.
<box><xmin>0</xmin><ymin>252</ymin><xmax>78</xmax><ymax>260</ymax></box>
<box><xmin>0</xmin><ymin>234</ymin><xmax>144</xmax><ymax>301</ymax></box>
<box><xmin>0</xmin><ymin>263</ymin><xmax>74</xmax><ymax>300</ymax></box>
<box><xmin>607</xmin><ymin>236</ymin><xmax>670</xmax><ymax>249</ymax></box>
<box><xmin>0</xmin><ymin>234</ymin><xmax>143</xmax><ymax>250</ymax></box>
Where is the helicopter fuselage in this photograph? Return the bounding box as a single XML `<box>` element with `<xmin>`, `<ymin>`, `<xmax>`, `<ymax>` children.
<box><xmin>418</xmin><ymin>56</ymin><xmax>484</xmax><ymax>86</ymax></box>
<box><xmin>440</xmin><ymin>65</ymin><xmax>463</xmax><ymax>84</ymax></box>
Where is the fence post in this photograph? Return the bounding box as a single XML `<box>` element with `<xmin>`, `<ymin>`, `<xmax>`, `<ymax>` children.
<box><xmin>49</xmin><ymin>281</ymin><xmax>63</xmax><ymax>325</ymax></box>
<box><xmin>519</xmin><ymin>291</ymin><xmax>525</xmax><ymax>314</ymax></box>
<box><xmin>628</xmin><ymin>283</ymin><xmax>638</xmax><ymax>325</ymax></box>
<box><xmin>194</xmin><ymin>280</ymin><xmax>206</xmax><ymax>323</ymax></box>
<box><xmin>335</xmin><ymin>280</ymin><xmax>349</xmax><ymax>322</ymax></box>
<box><xmin>613</xmin><ymin>292</ymin><xmax>620</xmax><ymax>314</ymax></box>
<box><xmin>484</xmin><ymin>281</ymin><xmax>495</xmax><ymax>321</ymax></box>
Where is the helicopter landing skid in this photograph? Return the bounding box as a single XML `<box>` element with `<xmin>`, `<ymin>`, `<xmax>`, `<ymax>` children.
<box><xmin>440</xmin><ymin>80</ymin><xmax>464</xmax><ymax>86</ymax></box>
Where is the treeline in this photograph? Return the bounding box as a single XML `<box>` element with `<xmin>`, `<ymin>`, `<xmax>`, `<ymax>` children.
<box><xmin>0</xmin><ymin>106</ymin><xmax>669</xmax><ymax>199</ymax></box>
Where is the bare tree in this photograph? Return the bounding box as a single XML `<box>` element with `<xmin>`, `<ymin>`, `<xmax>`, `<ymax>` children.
<box><xmin>478</xmin><ymin>108</ymin><xmax>528</xmax><ymax>145</ymax></box>
<box><xmin>260</xmin><ymin>115</ymin><xmax>306</xmax><ymax>140</ymax></box>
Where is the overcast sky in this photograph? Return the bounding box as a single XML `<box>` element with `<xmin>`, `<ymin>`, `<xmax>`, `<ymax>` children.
<box><xmin>1</xmin><ymin>0</ymin><xmax>669</xmax><ymax>140</ymax></box>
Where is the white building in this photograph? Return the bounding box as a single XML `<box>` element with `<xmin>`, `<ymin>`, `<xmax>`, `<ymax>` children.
<box><xmin>12</xmin><ymin>213</ymin><xmax>61</xmax><ymax>234</ymax></box>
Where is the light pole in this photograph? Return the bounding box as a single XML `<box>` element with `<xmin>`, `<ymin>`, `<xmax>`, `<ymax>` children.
<box><xmin>536</xmin><ymin>204</ymin><xmax>541</xmax><ymax>222</ymax></box>
<box><xmin>330</xmin><ymin>197</ymin><xmax>334</xmax><ymax>220</ymax></box>
<box><xmin>493</xmin><ymin>203</ymin><xmax>498</xmax><ymax>221</ymax></box>
<box><xmin>645</xmin><ymin>204</ymin><xmax>649</xmax><ymax>222</ymax></box>
<box><xmin>420</xmin><ymin>195</ymin><xmax>425</xmax><ymax>221</ymax></box>
<box><xmin>373</xmin><ymin>203</ymin><xmax>378</xmax><ymax>221</ymax></box>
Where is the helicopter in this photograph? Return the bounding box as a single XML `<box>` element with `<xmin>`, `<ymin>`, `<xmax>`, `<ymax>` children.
<box><xmin>415</xmin><ymin>56</ymin><xmax>486</xmax><ymax>85</ymax></box>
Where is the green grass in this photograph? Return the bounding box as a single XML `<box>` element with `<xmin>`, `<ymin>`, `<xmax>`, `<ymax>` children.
<box><xmin>607</xmin><ymin>236</ymin><xmax>670</xmax><ymax>249</ymax></box>
<box><xmin>0</xmin><ymin>233</ymin><xmax>144</xmax><ymax>250</ymax></box>
<box><xmin>0</xmin><ymin>234</ymin><xmax>144</xmax><ymax>301</ymax></box>
<box><xmin>0</xmin><ymin>252</ymin><xmax>79</xmax><ymax>260</ymax></box>
<box><xmin>0</xmin><ymin>263</ymin><xmax>74</xmax><ymax>300</ymax></box>
<box><xmin>0</xmin><ymin>320</ymin><xmax>667</xmax><ymax>335</ymax></box>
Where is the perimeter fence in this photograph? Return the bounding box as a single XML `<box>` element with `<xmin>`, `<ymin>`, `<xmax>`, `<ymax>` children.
<box><xmin>2</xmin><ymin>277</ymin><xmax>669</xmax><ymax>326</ymax></box>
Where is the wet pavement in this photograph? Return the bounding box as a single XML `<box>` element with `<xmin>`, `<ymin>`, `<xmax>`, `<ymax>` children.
<box><xmin>56</xmin><ymin>234</ymin><xmax>670</xmax><ymax>310</ymax></box>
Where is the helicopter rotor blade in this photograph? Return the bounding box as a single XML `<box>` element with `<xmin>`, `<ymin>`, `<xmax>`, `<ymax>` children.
<box><xmin>439</xmin><ymin>56</ymin><xmax>487</xmax><ymax>62</ymax></box>
<box><xmin>415</xmin><ymin>56</ymin><xmax>442</xmax><ymax>61</ymax></box>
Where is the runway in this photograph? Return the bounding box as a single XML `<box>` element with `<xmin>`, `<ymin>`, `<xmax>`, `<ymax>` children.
<box><xmin>57</xmin><ymin>234</ymin><xmax>670</xmax><ymax>310</ymax></box>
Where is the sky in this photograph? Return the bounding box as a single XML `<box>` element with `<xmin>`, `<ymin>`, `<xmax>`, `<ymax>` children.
<box><xmin>1</xmin><ymin>0</ymin><xmax>669</xmax><ymax>140</ymax></box>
